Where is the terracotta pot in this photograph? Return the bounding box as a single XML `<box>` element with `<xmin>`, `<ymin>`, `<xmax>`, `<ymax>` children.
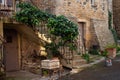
<box><xmin>106</xmin><ymin>48</ymin><xmax>116</xmax><ymax>59</ymax></box>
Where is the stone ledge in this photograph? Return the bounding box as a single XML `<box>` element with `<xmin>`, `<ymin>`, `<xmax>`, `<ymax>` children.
<box><xmin>71</xmin><ymin>57</ymin><xmax>105</xmax><ymax>74</ymax></box>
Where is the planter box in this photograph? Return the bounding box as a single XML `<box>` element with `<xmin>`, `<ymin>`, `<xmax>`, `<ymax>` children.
<box><xmin>41</xmin><ymin>59</ymin><xmax>60</xmax><ymax>69</ymax></box>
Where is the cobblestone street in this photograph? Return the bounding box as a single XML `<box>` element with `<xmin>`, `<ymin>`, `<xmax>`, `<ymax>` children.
<box><xmin>59</xmin><ymin>55</ymin><xmax>120</xmax><ymax>80</ymax></box>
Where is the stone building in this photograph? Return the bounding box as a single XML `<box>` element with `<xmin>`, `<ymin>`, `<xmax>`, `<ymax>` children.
<box><xmin>0</xmin><ymin>0</ymin><xmax>46</xmax><ymax>72</ymax></box>
<box><xmin>0</xmin><ymin>0</ymin><xmax>115</xmax><ymax>72</ymax></box>
<box><xmin>113</xmin><ymin>0</ymin><xmax>120</xmax><ymax>38</ymax></box>
<box><xmin>32</xmin><ymin>0</ymin><xmax>114</xmax><ymax>50</ymax></box>
<box><xmin>30</xmin><ymin>0</ymin><xmax>115</xmax><ymax>68</ymax></box>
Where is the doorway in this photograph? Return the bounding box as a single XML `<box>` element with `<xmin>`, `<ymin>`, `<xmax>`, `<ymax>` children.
<box><xmin>4</xmin><ymin>29</ymin><xmax>20</xmax><ymax>71</ymax></box>
<box><xmin>77</xmin><ymin>22</ymin><xmax>86</xmax><ymax>54</ymax></box>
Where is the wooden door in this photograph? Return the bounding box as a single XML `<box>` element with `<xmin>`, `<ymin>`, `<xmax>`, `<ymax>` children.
<box><xmin>4</xmin><ymin>29</ymin><xmax>19</xmax><ymax>71</ymax></box>
<box><xmin>78</xmin><ymin>22</ymin><xmax>86</xmax><ymax>54</ymax></box>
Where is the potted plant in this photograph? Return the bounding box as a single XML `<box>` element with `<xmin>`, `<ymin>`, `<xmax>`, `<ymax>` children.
<box><xmin>105</xmin><ymin>44</ymin><xmax>117</xmax><ymax>59</ymax></box>
<box><xmin>100</xmin><ymin>50</ymin><xmax>112</xmax><ymax>66</ymax></box>
<box><xmin>100</xmin><ymin>44</ymin><xmax>117</xmax><ymax>67</ymax></box>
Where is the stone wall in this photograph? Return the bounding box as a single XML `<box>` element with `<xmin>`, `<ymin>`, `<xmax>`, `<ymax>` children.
<box><xmin>29</xmin><ymin>0</ymin><xmax>115</xmax><ymax>49</ymax></box>
<box><xmin>55</xmin><ymin>0</ymin><xmax>108</xmax><ymax>19</ymax></box>
<box><xmin>29</xmin><ymin>0</ymin><xmax>56</xmax><ymax>14</ymax></box>
<box><xmin>91</xmin><ymin>19</ymin><xmax>114</xmax><ymax>50</ymax></box>
<box><xmin>54</xmin><ymin>0</ymin><xmax>114</xmax><ymax>49</ymax></box>
<box><xmin>21</xmin><ymin>36</ymin><xmax>41</xmax><ymax>70</ymax></box>
<box><xmin>113</xmin><ymin>0</ymin><xmax>120</xmax><ymax>38</ymax></box>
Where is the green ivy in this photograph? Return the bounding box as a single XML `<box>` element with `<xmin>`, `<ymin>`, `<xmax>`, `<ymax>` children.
<box><xmin>108</xmin><ymin>11</ymin><xmax>118</xmax><ymax>44</ymax></box>
<box><xmin>15</xmin><ymin>2</ymin><xmax>40</xmax><ymax>27</ymax></box>
<box><xmin>14</xmin><ymin>2</ymin><xmax>79</xmax><ymax>57</ymax></box>
<box><xmin>47</xmin><ymin>15</ymin><xmax>78</xmax><ymax>41</ymax></box>
<box><xmin>15</xmin><ymin>2</ymin><xmax>55</xmax><ymax>27</ymax></box>
<box><xmin>82</xmin><ymin>53</ymin><xmax>90</xmax><ymax>63</ymax></box>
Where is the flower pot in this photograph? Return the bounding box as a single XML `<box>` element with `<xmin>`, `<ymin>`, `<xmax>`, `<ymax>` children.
<box><xmin>106</xmin><ymin>48</ymin><xmax>116</xmax><ymax>59</ymax></box>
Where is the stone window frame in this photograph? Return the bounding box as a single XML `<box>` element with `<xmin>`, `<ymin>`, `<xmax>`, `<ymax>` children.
<box><xmin>91</xmin><ymin>0</ymin><xmax>98</xmax><ymax>11</ymax></box>
<box><xmin>101</xmin><ymin>0</ymin><xmax>105</xmax><ymax>11</ymax></box>
<box><xmin>91</xmin><ymin>0</ymin><xmax>95</xmax><ymax>6</ymax></box>
<box><xmin>0</xmin><ymin>0</ymin><xmax>4</xmax><ymax>4</ymax></box>
<box><xmin>76</xmin><ymin>0</ymin><xmax>80</xmax><ymax>2</ymax></box>
<box><xmin>76</xmin><ymin>0</ymin><xmax>88</xmax><ymax>7</ymax></box>
<box><xmin>0</xmin><ymin>0</ymin><xmax>13</xmax><ymax>7</ymax></box>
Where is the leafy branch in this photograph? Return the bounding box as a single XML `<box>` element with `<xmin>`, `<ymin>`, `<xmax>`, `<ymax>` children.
<box><xmin>14</xmin><ymin>2</ymin><xmax>79</xmax><ymax>58</ymax></box>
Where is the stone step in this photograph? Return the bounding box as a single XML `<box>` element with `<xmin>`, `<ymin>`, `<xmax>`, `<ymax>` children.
<box><xmin>63</xmin><ymin>54</ymin><xmax>82</xmax><ymax>60</ymax></box>
<box><xmin>61</xmin><ymin>59</ymin><xmax>72</xmax><ymax>69</ymax></box>
<box><xmin>72</xmin><ymin>59</ymin><xmax>87</xmax><ymax>67</ymax></box>
<box><xmin>61</xmin><ymin>58</ymin><xmax>87</xmax><ymax>69</ymax></box>
<box><xmin>73</xmin><ymin>55</ymin><xmax>83</xmax><ymax>60</ymax></box>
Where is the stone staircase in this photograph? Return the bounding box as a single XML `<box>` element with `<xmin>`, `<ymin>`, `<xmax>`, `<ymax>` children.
<box><xmin>61</xmin><ymin>54</ymin><xmax>87</xmax><ymax>69</ymax></box>
<box><xmin>72</xmin><ymin>55</ymin><xmax>87</xmax><ymax>68</ymax></box>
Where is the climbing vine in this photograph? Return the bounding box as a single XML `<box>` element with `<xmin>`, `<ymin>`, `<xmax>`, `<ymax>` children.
<box><xmin>47</xmin><ymin>15</ymin><xmax>78</xmax><ymax>41</ymax></box>
<box><xmin>14</xmin><ymin>2</ymin><xmax>79</xmax><ymax>58</ymax></box>
<box><xmin>108</xmin><ymin>11</ymin><xmax>118</xmax><ymax>44</ymax></box>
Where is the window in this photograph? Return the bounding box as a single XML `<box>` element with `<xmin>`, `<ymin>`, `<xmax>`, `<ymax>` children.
<box><xmin>6</xmin><ymin>0</ymin><xmax>13</xmax><ymax>7</ymax></box>
<box><xmin>0</xmin><ymin>0</ymin><xmax>13</xmax><ymax>7</ymax></box>
<box><xmin>91</xmin><ymin>0</ymin><xmax>95</xmax><ymax>5</ymax></box>
<box><xmin>76</xmin><ymin>0</ymin><xmax>80</xmax><ymax>2</ymax></box>
<box><xmin>0</xmin><ymin>0</ymin><xmax>4</xmax><ymax>4</ymax></box>
<box><xmin>0</xmin><ymin>0</ymin><xmax>2</xmax><ymax>3</ymax></box>
<box><xmin>102</xmin><ymin>0</ymin><xmax>105</xmax><ymax>10</ymax></box>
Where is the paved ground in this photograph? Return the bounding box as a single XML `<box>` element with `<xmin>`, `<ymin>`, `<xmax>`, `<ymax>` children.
<box><xmin>6</xmin><ymin>67</ymin><xmax>70</xmax><ymax>80</ymax></box>
<box><xmin>58</xmin><ymin>55</ymin><xmax>120</xmax><ymax>80</ymax></box>
<box><xmin>6</xmin><ymin>55</ymin><xmax>120</xmax><ymax>80</ymax></box>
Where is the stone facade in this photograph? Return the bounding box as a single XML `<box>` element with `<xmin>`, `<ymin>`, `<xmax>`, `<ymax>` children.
<box><xmin>113</xmin><ymin>0</ymin><xmax>120</xmax><ymax>38</ymax></box>
<box><xmin>27</xmin><ymin>0</ymin><xmax>115</xmax><ymax>68</ymax></box>
<box><xmin>56</xmin><ymin>0</ymin><xmax>114</xmax><ymax>50</ymax></box>
<box><xmin>21</xmin><ymin>36</ymin><xmax>40</xmax><ymax>70</ymax></box>
<box><xmin>0</xmin><ymin>0</ymin><xmax>115</xmax><ymax>70</ymax></box>
<box><xmin>32</xmin><ymin>0</ymin><xmax>114</xmax><ymax>50</ymax></box>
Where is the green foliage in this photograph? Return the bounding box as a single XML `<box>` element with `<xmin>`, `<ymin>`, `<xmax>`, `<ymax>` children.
<box><xmin>89</xmin><ymin>45</ymin><xmax>100</xmax><ymax>55</ymax></box>
<box><xmin>15</xmin><ymin>2</ymin><xmax>78</xmax><ymax>41</ymax></box>
<box><xmin>89</xmin><ymin>49</ymin><xmax>99</xmax><ymax>55</ymax></box>
<box><xmin>15</xmin><ymin>2</ymin><xmax>55</xmax><ymax>27</ymax></box>
<box><xmin>15</xmin><ymin>2</ymin><xmax>40</xmax><ymax>27</ymax></box>
<box><xmin>105</xmin><ymin>43</ymin><xmax>117</xmax><ymax>49</ymax></box>
<box><xmin>82</xmin><ymin>54</ymin><xmax>90</xmax><ymax>63</ymax></box>
<box><xmin>43</xmin><ymin>70</ymin><xmax>48</xmax><ymax>76</ymax></box>
<box><xmin>100</xmin><ymin>50</ymin><xmax>108</xmax><ymax>57</ymax></box>
<box><xmin>67</xmin><ymin>42</ymin><xmax>77</xmax><ymax>51</ymax></box>
<box><xmin>111</xmin><ymin>28</ymin><xmax>118</xmax><ymax>44</ymax></box>
<box><xmin>44</xmin><ymin>41</ymin><xmax>64</xmax><ymax>59</ymax></box>
<box><xmin>108</xmin><ymin>11</ymin><xmax>118</xmax><ymax>43</ymax></box>
<box><xmin>47</xmin><ymin>15</ymin><xmax>79</xmax><ymax>41</ymax></box>
<box><xmin>108</xmin><ymin>11</ymin><xmax>112</xmax><ymax>29</ymax></box>
<box><xmin>45</xmin><ymin>42</ymin><xmax>59</xmax><ymax>54</ymax></box>
<box><xmin>15</xmin><ymin>2</ymin><xmax>79</xmax><ymax>57</ymax></box>
<box><xmin>116</xmin><ymin>45</ymin><xmax>120</xmax><ymax>53</ymax></box>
